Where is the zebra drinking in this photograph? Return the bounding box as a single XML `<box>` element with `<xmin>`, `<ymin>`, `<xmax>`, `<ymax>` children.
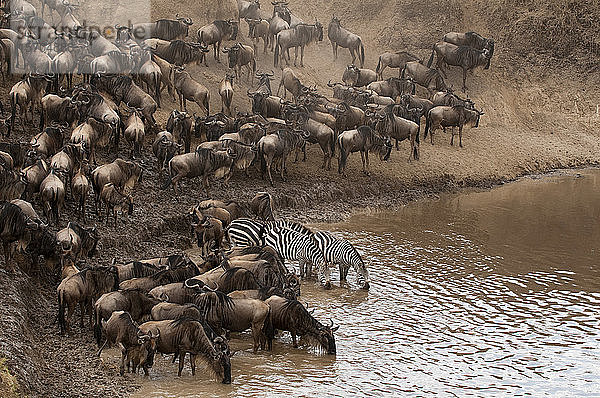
<box><xmin>314</xmin><ymin>231</ymin><xmax>370</xmax><ymax>289</ymax></box>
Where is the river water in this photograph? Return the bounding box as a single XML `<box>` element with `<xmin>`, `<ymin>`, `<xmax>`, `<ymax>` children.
<box><xmin>134</xmin><ymin>169</ymin><xmax>600</xmax><ymax>397</ymax></box>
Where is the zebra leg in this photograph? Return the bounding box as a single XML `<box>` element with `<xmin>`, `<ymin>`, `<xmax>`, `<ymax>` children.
<box><xmin>318</xmin><ymin>261</ymin><xmax>331</xmax><ymax>289</ymax></box>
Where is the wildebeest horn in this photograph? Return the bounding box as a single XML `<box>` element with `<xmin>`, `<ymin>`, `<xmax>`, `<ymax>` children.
<box><xmin>159</xmin><ymin>292</ymin><xmax>169</xmax><ymax>302</ymax></box>
<box><xmin>328</xmin><ymin>318</ymin><xmax>334</xmax><ymax>328</ymax></box>
<box><xmin>151</xmin><ymin>329</ymin><xmax>160</xmax><ymax>338</ymax></box>
<box><xmin>184</xmin><ymin>278</ymin><xmax>202</xmax><ymax>289</ymax></box>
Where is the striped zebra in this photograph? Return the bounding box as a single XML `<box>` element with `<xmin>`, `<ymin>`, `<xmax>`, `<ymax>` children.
<box><xmin>226</xmin><ymin>218</ymin><xmax>266</xmax><ymax>247</ymax></box>
<box><xmin>314</xmin><ymin>231</ymin><xmax>370</xmax><ymax>289</ymax></box>
<box><xmin>265</xmin><ymin>227</ymin><xmax>331</xmax><ymax>289</ymax></box>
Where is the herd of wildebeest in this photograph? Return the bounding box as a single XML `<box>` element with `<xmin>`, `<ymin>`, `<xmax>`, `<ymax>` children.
<box><xmin>0</xmin><ymin>0</ymin><xmax>494</xmax><ymax>385</ymax></box>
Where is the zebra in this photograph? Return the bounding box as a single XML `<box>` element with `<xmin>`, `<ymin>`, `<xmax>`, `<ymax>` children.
<box><xmin>266</xmin><ymin>220</ymin><xmax>314</xmax><ymax>236</ymax></box>
<box><xmin>226</xmin><ymin>218</ymin><xmax>266</xmax><ymax>247</ymax></box>
<box><xmin>314</xmin><ymin>231</ymin><xmax>370</xmax><ymax>289</ymax></box>
<box><xmin>265</xmin><ymin>227</ymin><xmax>331</xmax><ymax>289</ymax></box>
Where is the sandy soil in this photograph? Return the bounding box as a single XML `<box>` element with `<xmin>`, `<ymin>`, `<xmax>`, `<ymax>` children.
<box><xmin>1</xmin><ymin>0</ymin><xmax>600</xmax><ymax>396</ymax></box>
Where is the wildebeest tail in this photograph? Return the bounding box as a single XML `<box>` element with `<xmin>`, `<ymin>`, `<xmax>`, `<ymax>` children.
<box><xmin>416</xmin><ymin>123</ymin><xmax>420</xmax><ymax>145</ymax></box>
<box><xmin>9</xmin><ymin>90</ymin><xmax>16</xmax><ymax>135</ymax></box>
<box><xmin>94</xmin><ymin>308</ymin><xmax>103</xmax><ymax>347</ymax></box>
<box><xmin>427</xmin><ymin>45</ymin><xmax>435</xmax><ymax>68</ymax></box>
<box><xmin>359</xmin><ymin>39</ymin><xmax>365</xmax><ymax>67</ymax></box>
<box><xmin>262</xmin><ymin>307</ymin><xmax>274</xmax><ymax>350</ymax></box>
<box><xmin>39</xmin><ymin>100</ymin><xmax>45</xmax><ymax>129</ymax></box>
<box><xmin>273</xmin><ymin>36</ymin><xmax>280</xmax><ymax>67</ymax></box>
<box><xmin>258</xmin><ymin>141</ymin><xmax>266</xmax><ymax>177</ymax></box>
<box><xmin>161</xmin><ymin>161</ymin><xmax>173</xmax><ymax>190</ymax></box>
<box><xmin>329</xmin><ymin>131</ymin><xmax>336</xmax><ymax>157</ymax></box>
<box><xmin>58</xmin><ymin>289</ymin><xmax>65</xmax><ymax>334</ymax></box>
<box><xmin>154</xmin><ymin>73</ymin><xmax>162</xmax><ymax>108</ymax></box>
<box><xmin>337</xmin><ymin>136</ymin><xmax>347</xmax><ymax>174</ymax></box>
<box><xmin>375</xmin><ymin>56</ymin><xmax>381</xmax><ymax>74</ymax></box>
<box><xmin>424</xmin><ymin>111</ymin><xmax>431</xmax><ymax>139</ymax></box>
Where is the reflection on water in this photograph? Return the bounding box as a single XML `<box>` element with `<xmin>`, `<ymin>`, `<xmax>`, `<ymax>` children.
<box><xmin>134</xmin><ymin>170</ymin><xmax>600</xmax><ymax>397</ymax></box>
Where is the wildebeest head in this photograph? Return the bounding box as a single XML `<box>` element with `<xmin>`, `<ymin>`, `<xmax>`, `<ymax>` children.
<box><xmin>342</xmin><ymin>64</ymin><xmax>359</xmax><ymax>86</ymax></box>
<box><xmin>483</xmin><ymin>48</ymin><xmax>492</xmax><ymax>69</ymax></box>
<box><xmin>317</xmin><ymin>319</ymin><xmax>338</xmax><ymax>355</ymax></box>
<box><xmin>222</xmin><ymin>44</ymin><xmax>241</xmax><ymax>69</ymax></box>
<box><xmin>248</xmin><ymin>90</ymin><xmax>268</xmax><ymax>115</ymax></box>
<box><xmin>314</xmin><ymin>21</ymin><xmax>323</xmax><ymax>41</ymax></box>
<box><xmin>227</xmin><ymin>19</ymin><xmax>239</xmax><ymax>40</ymax></box>
<box><xmin>211</xmin><ymin>335</ymin><xmax>232</xmax><ymax>384</ymax></box>
<box><xmin>137</xmin><ymin>329</ymin><xmax>160</xmax><ymax>368</ymax></box>
<box><xmin>379</xmin><ymin>134</ymin><xmax>392</xmax><ymax>161</ymax></box>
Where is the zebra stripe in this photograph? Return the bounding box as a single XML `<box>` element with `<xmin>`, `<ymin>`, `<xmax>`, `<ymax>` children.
<box><xmin>226</xmin><ymin>218</ymin><xmax>266</xmax><ymax>247</ymax></box>
<box><xmin>266</xmin><ymin>220</ymin><xmax>314</xmax><ymax>236</ymax></box>
<box><xmin>314</xmin><ymin>231</ymin><xmax>370</xmax><ymax>288</ymax></box>
<box><xmin>265</xmin><ymin>227</ymin><xmax>330</xmax><ymax>288</ymax></box>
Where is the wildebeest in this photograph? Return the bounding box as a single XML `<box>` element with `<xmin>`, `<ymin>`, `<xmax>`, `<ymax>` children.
<box><xmin>119</xmin><ymin>262</ymin><xmax>200</xmax><ymax>292</ymax></box>
<box><xmin>246</xmin><ymin>18</ymin><xmax>270</xmax><ymax>54</ymax></box>
<box><xmin>375</xmin><ymin>105</ymin><xmax>420</xmax><ymax>160</ymax></box>
<box><xmin>190</xmin><ymin>288</ymin><xmax>272</xmax><ymax>352</ymax></box>
<box><xmin>22</xmin><ymin>158</ymin><xmax>48</xmax><ymax>200</ymax></box>
<box><xmin>91</xmin><ymin>158</ymin><xmax>142</xmax><ymax>213</ymax></box>
<box><xmin>342</xmin><ymin>64</ymin><xmax>377</xmax><ymax>87</ymax></box>
<box><xmin>399</xmin><ymin>94</ymin><xmax>434</xmax><ymax>119</ymax></box>
<box><xmin>327</xmin><ymin>16</ymin><xmax>364</xmax><ymax>68</ymax></box>
<box><xmin>219</xmin><ymin>74</ymin><xmax>235</xmax><ymax>116</ymax></box>
<box><xmin>249</xmin><ymin>192</ymin><xmax>275</xmax><ymax>221</ymax></box>
<box><xmin>337</xmin><ymin>125</ymin><xmax>392</xmax><ymax>176</ymax></box>
<box><xmin>71</xmin><ymin>161</ymin><xmax>91</xmax><ymax>222</ymax></box>
<box><xmin>40</xmin><ymin>94</ymin><xmax>80</xmax><ymax>129</ymax></box>
<box><xmin>257</xmin><ymin>128</ymin><xmax>308</xmax><ymax>185</ymax></box>
<box><xmin>166</xmin><ymin>109</ymin><xmax>193</xmax><ymax>153</ymax></box>
<box><xmin>122</xmin><ymin>107</ymin><xmax>145</xmax><ymax>158</ymax></box>
<box><xmin>274</xmin><ymin>22</ymin><xmax>323</xmax><ymax>67</ymax></box>
<box><xmin>367</xmin><ymin>77</ymin><xmax>415</xmax><ymax>98</ymax></box>
<box><xmin>162</xmin><ymin>147</ymin><xmax>236</xmax><ymax>196</ymax></box>
<box><xmin>57</xmin><ymin>265</ymin><xmax>119</xmax><ymax>334</ymax></box>
<box><xmin>151</xmin><ymin>302</ymin><xmax>203</xmax><ymax>321</ymax></box>
<box><xmin>277</xmin><ymin>67</ymin><xmax>305</xmax><ymax>100</ymax></box>
<box><xmin>425</xmin><ymin>105</ymin><xmax>484</xmax><ymax>147</ymax></box>
<box><xmin>94</xmin><ymin>290</ymin><xmax>160</xmax><ymax>344</ymax></box>
<box><xmin>265</xmin><ymin>295</ymin><xmax>337</xmax><ymax>353</ymax></box>
<box><xmin>268</xmin><ymin>10</ymin><xmax>289</xmax><ymax>52</ymax></box>
<box><xmin>138</xmin><ymin>318</ymin><xmax>232</xmax><ymax>382</ymax></box>
<box><xmin>132</xmin><ymin>16</ymin><xmax>193</xmax><ymax>41</ymax></box>
<box><xmin>152</xmin><ymin>40</ymin><xmax>209</xmax><ymax>67</ymax></box>
<box><xmin>427</xmin><ymin>42</ymin><xmax>491</xmax><ymax>91</ymax></box>
<box><xmin>39</xmin><ymin>170</ymin><xmax>66</xmax><ymax>223</ymax></box>
<box><xmin>173</xmin><ymin>66</ymin><xmax>210</xmax><ymax>116</ymax></box>
<box><xmin>0</xmin><ymin>201</ymin><xmax>39</xmax><ymax>271</ymax></box>
<box><xmin>151</xmin><ymin>54</ymin><xmax>177</xmax><ymax>103</ymax></box>
<box><xmin>375</xmin><ymin>51</ymin><xmax>421</xmax><ymax>79</ymax></box>
<box><xmin>402</xmin><ymin>61</ymin><xmax>447</xmax><ymax>98</ymax></box>
<box><xmin>70</xmin><ymin>117</ymin><xmax>111</xmax><ymax>165</ymax></box>
<box><xmin>55</xmin><ymin>222</ymin><xmax>99</xmax><ymax>265</ymax></box>
<box><xmin>443</xmin><ymin>31</ymin><xmax>494</xmax><ymax>59</ymax></box>
<box><xmin>50</xmin><ymin>141</ymin><xmax>84</xmax><ymax>182</ymax></box>
<box><xmin>30</xmin><ymin>124</ymin><xmax>65</xmax><ymax>158</ymax></box>
<box><xmin>96</xmin><ymin>311</ymin><xmax>159</xmax><ymax>376</ymax></box>
<box><xmin>198</xmin><ymin>20</ymin><xmax>239</xmax><ymax>64</ymax></box>
<box><xmin>190</xmin><ymin>213</ymin><xmax>225</xmax><ymax>256</ymax></box>
<box><xmin>294</xmin><ymin>113</ymin><xmax>335</xmax><ymax>170</ymax></box>
<box><xmin>152</xmin><ymin>131</ymin><xmax>181</xmax><ymax>180</ymax></box>
<box><xmin>240</xmin><ymin>0</ymin><xmax>262</xmax><ymax>19</ymax></box>
<box><xmin>223</xmin><ymin>43</ymin><xmax>256</xmax><ymax>82</ymax></box>
<box><xmin>247</xmin><ymin>91</ymin><xmax>282</xmax><ymax>118</ymax></box>
<box><xmin>99</xmin><ymin>182</ymin><xmax>134</xmax><ymax>224</ymax></box>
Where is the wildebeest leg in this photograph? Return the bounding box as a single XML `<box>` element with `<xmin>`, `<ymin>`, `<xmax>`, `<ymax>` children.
<box><xmin>300</xmin><ymin>45</ymin><xmax>305</xmax><ymax>67</ymax></box>
<box><xmin>395</xmin><ymin>138</ymin><xmax>400</xmax><ymax>151</ymax></box>
<box><xmin>365</xmin><ymin>151</ymin><xmax>370</xmax><ymax>175</ymax></box>
<box><xmin>350</xmin><ymin>48</ymin><xmax>356</xmax><ymax>65</ymax></box>
<box><xmin>360</xmin><ymin>151</ymin><xmax>365</xmax><ymax>173</ymax></box>
<box><xmin>96</xmin><ymin>339</ymin><xmax>108</xmax><ymax>357</ymax></box>
<box><xmin>459</xmin><ymin>126</ymin><xmax>463</xmax><ymax>148</ymax></box>
<box><xmin>450</xmin><ymin>127</ymin><xmax>455</xmax><ymax>146</ymax></box>
<box><xmin>266</xmin><ymin>156</ymin><xmax>274</xmax><ymax>186</ymax></box>
<box><xmin>251</xmin><ymin>320</ymin><xmax>262</xmax><ymax>353</ymax></box>
<box><xmin>190</xmin><ymin>353</ymin><xmax>196</xmax><ymax>375</ymax></box>
<box><xmin>177</xmin><ymin>350</ymin><xmax>186</xmax><ymax>376</ymax></box>
<box><xmin>119</xmin><ymin>343</ymin><xmax>127</xmax><ymax>376</ymax></box>
<box><xmin>291</xmin><ymin>332</ymin><xmax>298</xmax><ymax>348</ymax></box>
<box><xmin>280</xmin><ymin>155</ymin><xmax>287</xmax><ymax>182</ymax></box>
<box><xmin>66</xmin><ymin>302</ymin><xmax>75</xmax><ymax>334</ymax></box>
<box><xmin>462</xmin><ymin>68</ymin><xmax>468</xmax><ymax>92</ymax></box>
<box><xmin>2</xmin><ymin>242</ymin><xmax>13</xmax><ymax>272</ymax></box>
<box><xmin>78</xmin><ymin>301</ymin><xmax>86</xmax><ymax>327</ymax></box>
<box><xmin>202</xmin><ymin>175</ymin><xmax>210</xmax><ymax>197</ymax></box>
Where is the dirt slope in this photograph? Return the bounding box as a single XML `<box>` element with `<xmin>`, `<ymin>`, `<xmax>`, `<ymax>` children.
<box><xmin>2</xmin><ymin>0</ymin><xmax>600</xmax><ymax>396</ymax></box>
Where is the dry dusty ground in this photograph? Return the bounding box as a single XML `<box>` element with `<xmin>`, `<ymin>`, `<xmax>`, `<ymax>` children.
<box><xmin>1</xmin><ymin>0</ymin><xmax>600</xmax><ymax>396</ymax></box>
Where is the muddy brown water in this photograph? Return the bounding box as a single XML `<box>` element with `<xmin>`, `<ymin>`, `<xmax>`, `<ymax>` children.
<box><xmin>132</xmin><ymin>169</ymin><xmax>600</xmax><ymax>397</ymax></box>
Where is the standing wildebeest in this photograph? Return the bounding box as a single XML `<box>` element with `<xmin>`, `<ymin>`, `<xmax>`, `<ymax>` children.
<box><xmin>277</xmin><ymin>67</ymin><xmax>305</xmax><ymax>100</ymax></box>
<box><xmin>122</xmin><ymin>107</ymin><xmax>145</xmax><ymax>158</ymax></box>
<box><xmin>342</xmin><ymin>64</ymin><xmax>377</xmax><ymax>87</ymax></box>
<box><xmin>166</xmin><ymin>110</ymin><xmax>193</xmax><ymax>153</ymax></box>
<box><xmin>223</xmin><ymin>43</ymin><xmax>256</xmax><ymax>82</ymax></box>
<box><xmin>153</xmin><ymin>131</ymin><xmax>181</xmax><ymax>180</ymax></box>
<box><xmin>265</xmin><ymin>295</ymin><xmax>337</xmax><ymax>353</ymax></box>
<box><xmin>96</xmin><ymin>311</ymin><xmax>159</xmax><ymax>376</ymax></box>
<box><xmin>328</xmin><ymin>16</ymin><xmax>364</xmax><ymax>68</ymax></box>
<box><xmin>55</xmin><ymin>222</ymin><xmax>99</xmax><ymax>265</ymax></box>
<box><xmin>367</xmin><ymin>77</ymin><xmax>416</xmax><ymax>98</ymax></box>
<box><xmin>425</xmin><ymin>105</ymin><xmax>483</xmax><ymax>147</ymax></box>
<box><xmin>173</xmin><ymin>66</ymin><xmax>210</xmax><ymax>115</ymax></box>
<box><xmin>248</xmin><ymin>91</ymin><xmax>282</xmax><ymax>118</ymax></box>
<box><xmin>39</xmin><ymin>170</ymin><xmax>66</xmax><ymax>223</ymax></box>
<box><xmin>428</xmin><ymin>42</ymin><xmax>491</xmax><ymax>91</ymax></box>
<box><xmin>257</xmin><ymin>128</ymin><xmax>308</xmax><ymax>186</ymax></box>
<box><xmin>191</xmin><ymin>288</ymin><xmax>272</xmax><ymax>352</ymax></box>
<box><xmin>162</xmin><ymin>148</ymin><xmax>236</xmax><ymax>196</ymax></box>
<box><xmin>0</xmin><ymin>201</ymin><xmax>38</xmax><ymax>271</ymax></box>
<box><xmin>132</xmin><ymin>16</ymin><xmax>193</xmax><ymax>41</ymax></box>
<box><xmin>274</xmin><ymin>22</ymin><xmax>323</xmax><ymax>67</ymax></box>
<box><xmin>99</xmin><ymin>182</ymin><xmax>134</xmax><ymax>225</ymax></box>
<box><xmin>219</xmin><ymin>74</ymin><xmax>235</xmax><ymax>116</ymax></box>
<box><xmin>91</xmin><ymin>158</ymin><xmax>142</xmax><ymax>213</ymax></box>
<box><xmin>246</xmin><ymin>18</ymin><xmax>270</xmax><ymax>54</ymax></box>
<box><xmin>249</xmin><ymin>192</ymin><xmax>275</xmax><ymax>221</ymax></box>
<box><xmin>337</xmin><ymin>125</ymin><xmax>391</xmax><ymax>176</ymax></box>
<box><xmin>375</xmin><ymin>51</ymin><xmax>420</xmax><ymax>80</ymax></box>
<box><xmin>94</xmin><ymin>290</ymin><xmax>159</xmax><ymax>344</ymax></box>
<box><xmin>71</xmin><ymin>161</ymin><xmax>90</xmax><ymax>222</ymax></box>
<box><xmin>151</xmin><ymin>40</ymin><xmax>209</xmax><ymax>67</ymax></box>
<box><xmin>9</xmin><ymin>74</ymin><xmax>49</xmax><ymax>134</ymax></box>
<box><xmin>151</xmin><ymin>54</ymin><xmax>177</xmax><ymax>103</ymax></box>
<box><xmin>268</xmin><ymin>10</ymin><xmax>289</xmax><ymax>52</ymax></box>
<box><xmin>402</xmin><ymin>61</ymin><xmax>447</xmax><ymax>98</ymax></box>
<box><xmin>197</xmin><ymin>20</ymin><xmax>239</xmax><ymax>64</ymax></box>
<box><xmin>240</xmin><ymin>0</ymin><xmax>262</xmax><ymax>19</ymax></box>
<box><xmin>399</xmin><ymin>94</ymin><xmax>434</xmax><ymax>119</ymax></box>
<box><xmin>443</xmin><ymin>31</ymin><xmax>494</xmax><ymax>59</ymax></box>
<box><xmin>119</xmin><ymin>262</ymin><xmax>199</xmax><ymax>292</ymax></box>
<box><xmin>294</xmin><ymin>113</ymin><xmax>335</xmax><ymax>170</ymax></box>
<box><xmin>40</xmin><ymin>94</ymin><xmax>80</xmax><ymax>129</ymax></box>
<box><xmin>139</xmin><ymin>318</ymin><xmax>232</xmax><ymax>382</ymax></box>
<box><xmin>57</xmin><ymin>266</ymin><xmax>119</xmax><ymax>334</ymax></box>
<box><xmin>375</xmin><ymin>105</ymin><xmax>420</xmax><ymax>160</ymax></box>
